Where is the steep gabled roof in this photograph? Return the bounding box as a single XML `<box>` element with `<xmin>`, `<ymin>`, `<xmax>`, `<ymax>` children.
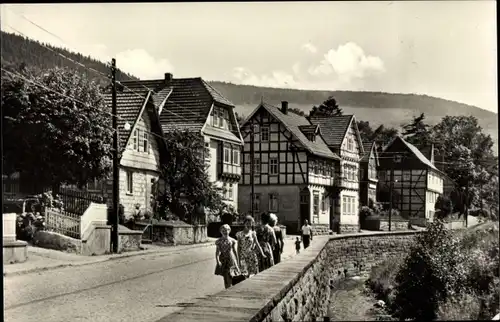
<box><xmin>384</xmin><ymin>136</ymin><xmax>438</xmax><ymax>171</ymax></box>
<box><xmin>361</xmin><ymin>141</ymin><xmax>375</xmax><ymax>162</ymax></box>
<box><xmin>120</xmin><ymin>77</ymin><xmax>236</xmax><ymax>133</ymax></box>
<box><xmin>242</xmin><ymin>103</ymin><xmax>340</xmax><ymax>160</ymax></box>
<box><xmin>309</xmin><ymin>115</ymin><xmax>353</xmax><ymax>148</ymax></box>
<box><xmin>103</xmin><ymin>89</ymin><xmax>150</xmax><ymax>154</ymax></box>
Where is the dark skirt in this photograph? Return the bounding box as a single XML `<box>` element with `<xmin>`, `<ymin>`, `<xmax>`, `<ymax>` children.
<box><xmin>272</xmin><ymin>247</ymin><xmax>281</xmax><ymax>265</ymax></box>
<box><xmin>302</xmin><ymin>235</ymin><xmax>311</xmax><ymax>249</ymax></box>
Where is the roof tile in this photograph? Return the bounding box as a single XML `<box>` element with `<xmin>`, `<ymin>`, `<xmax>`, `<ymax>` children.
<box><xmin>261</xmin><ymin>103</ymin><xmax>339</xmax><ymax>160</ymax></box>
<box><xmin>309</xmin><ymin>115</ymin><xmax>354</xmax><ymax>148</ymax></box>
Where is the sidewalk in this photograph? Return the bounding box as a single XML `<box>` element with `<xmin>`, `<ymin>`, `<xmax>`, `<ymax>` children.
<box><xmin>3</xmin><ymin>238</ymin><xmax>218</xmax><ymax>277</ymax></box>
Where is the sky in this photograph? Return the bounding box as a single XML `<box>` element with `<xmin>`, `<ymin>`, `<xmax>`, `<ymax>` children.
<box><xmin>0</xmin><ymin>2</ymin><xmax>497</xmax><ymax>113</ymax></box>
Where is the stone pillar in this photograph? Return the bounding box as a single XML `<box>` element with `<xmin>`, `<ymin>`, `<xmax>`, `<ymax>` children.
<box><xmin>3</xmin><ymin>213</ymin><xmax>17</xmax><ymax>242</ymax></box>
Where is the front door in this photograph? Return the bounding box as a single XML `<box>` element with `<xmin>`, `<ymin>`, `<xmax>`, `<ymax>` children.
<box><xmin>299</xmin><ymin>188</ymin><xmax>310</xmax><ymax>230</ymax></box>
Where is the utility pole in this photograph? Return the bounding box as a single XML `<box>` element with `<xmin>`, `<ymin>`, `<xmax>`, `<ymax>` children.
<box><xmin>388</xmin><ymin>161</ymin><xmax>394</xmax><ymax>232</ymax></box>
<box><xmin>250</xmin><ymin>124</ymin><xmax>255</xmax><ymax>216</ymax></box>
<box><xmin>111</xmin><ymin>58</ymin><xmax>119</xmax><ymax>253</ymax></box>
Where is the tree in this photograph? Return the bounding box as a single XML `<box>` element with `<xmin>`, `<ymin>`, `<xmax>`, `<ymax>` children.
<box><xmin>357</xmin><ymin>120</ymin><xmax>375</xmax><ymax>143</ymax></box>
<box><xmin>2</xmin><ymin>66</ymin><xmax>113</xmax><ymax>191</ymax></box>
<box><xmin>288</xmin><ymin>107</ymin><xmax>306</xmax><ymax>116</ymax></box>
<box><xmin>402</xmin><ymin>113</ymin><xmax>432</xmax><ymax>148</ymax></box>
<box><xmin>309</xmin><ymin>96</ymin><xmax>343</xmax><ymax>117</ymax></box>
<box><xmin>234</xmin><ymin>111</ymin><xmax>244</xmax><ymax>124</ymax></box>
<box><xmin>435</xmin><ymin>195</ymin><xmax>453</xmax><ymax>219</ymax></box>
<box><xmin>157</xmin><ymin>129</ymin><xmax>225</xmax><ymax>224</ymax></box>
<box><xmin>372</xmin><ymin>124</ymin><xmax>399</xmax><ymax>150</ymax></box>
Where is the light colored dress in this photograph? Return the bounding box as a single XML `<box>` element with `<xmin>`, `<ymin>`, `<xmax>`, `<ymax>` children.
<box><xmin>214</xmin><ymin>237</ymin><xmax>240</xmax><ymax>277</ymax></box>
<box><xmin>236</xmin><ymin>230</ymin><xmax>260</xmax><ymax>276</ymax></box>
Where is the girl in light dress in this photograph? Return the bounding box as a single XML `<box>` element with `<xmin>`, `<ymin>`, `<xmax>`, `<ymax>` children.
<box><xmin>236</xmin><ymin>216</ymin><xmax>266</xmax><ymax>278</ymax></box>
<box><xmin>214</xmin><ymin>224</ymin><xmax>240</xmax><ymax>289</ymax></box>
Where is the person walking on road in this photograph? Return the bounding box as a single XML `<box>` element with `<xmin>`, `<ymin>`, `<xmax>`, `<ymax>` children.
<box><xmin>215</xmin><ymin>224</ymin><xmax>241</xmax><ymax>289</ymax></box>
<box><xmin>269</xmin><ymin>213</ymin><xmax>284</xmax><ymax>265</ymax></box>
<box><xmin>301</xmin><ymin>220</ymin><xmax>313</xmax><ymax>249</ymax></box>
<box><xmin>295</xmin><ymin>236</ymin><xmax>301</xmax><ymax>254</ymax></box>
<box><xmin>236</xmin><ymin>216</ymin><xmax>265</xmax><ymax>278</ymax></box>
<box><xmin>256</xmin><ymin>212</ymin><xmax>277</xmax><ymax>271</ymax></box>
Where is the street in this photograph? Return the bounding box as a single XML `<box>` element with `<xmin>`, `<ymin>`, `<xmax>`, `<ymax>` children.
<box><xmin>4</xmin><ymin>245</ymin><xmax>221</xmax><ymax>322</ymax></box>
<box><xmin>4</xmin><ymin>237</ymin><xmax>300</xmax><ymax>322</ymax></box>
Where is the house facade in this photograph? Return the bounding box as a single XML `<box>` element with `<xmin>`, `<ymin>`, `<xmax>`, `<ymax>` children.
<box><xmin>309</xmin><ymin>115</ymin><xmax>365</xmax><ymax>233</ymax></box>
<box><xmin>121</xmin><ymin>73</ymin><xmax>244</xmax><ymax>211</ymax></box>
<box><xmin>359</xmin><ymin>141</ymin><xmax>379</xmax><ymax>206</ymax></box>
<box><xmin>238</xmin><ymin>101</ymin><xmax>340</xmax><ymax>234</ymax></box>
<box><xmin>377</xmin><ymin>136</ymin><xmax>445</xmax><ymax>226</ymax></box>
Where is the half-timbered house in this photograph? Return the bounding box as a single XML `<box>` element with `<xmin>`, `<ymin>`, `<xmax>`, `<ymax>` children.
<box><xmin>377</xmin><ymin>136</ymin><xmax>445</xmax><ymax>226</ymax></box>
<box><xmin>308</xmin><ymin>115</ymin><xmax>365</xmax><ymax>233</ymax></box>
<box><xmin>239</xmin><ymin>101</ymin><xmax>341</xmax><ymax>234</ymax></box>
<box><xmin>359</xmin><ymin>141</ymin><xmax>379</xmax><ymax>206</ymax></box>
<box><xmin>121</xmin><ymin>73</ymin><xmax>244</xmax><ymax>211</ymax></box>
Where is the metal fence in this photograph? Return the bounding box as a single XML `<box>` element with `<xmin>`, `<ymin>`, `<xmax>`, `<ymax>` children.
<box><xmin>56</xmin><ymin>186</ymin><xmax>106</xmax><ymax>217</ymax></box>
<box><xmin>45</xmin><ymin>209</ymin><xmax>81</xmax><ymax>239</ymax></box>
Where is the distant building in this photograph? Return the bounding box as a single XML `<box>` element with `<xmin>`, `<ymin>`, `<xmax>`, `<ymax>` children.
<box><xmin>378</xmin><ymin>136</ymin><xmax>446</xmax><ymax>225</ymax></box>
<box><xmin>309</xmin><ymin>114</ymin><xmax>365</xmax><ymax>233</ymax></box>
<box><xmin>238</xmin><ymin>101</ymin><xmax>340</xmax><ymax>234</ymax></box>
<box><xmin>121</xmin><ymin>73</ymin><xmax>244</xmax><ymax>211</ymax></box>
<box><xmin>359</xmin><ymin>141</ymin><xmax>379</xmax><ymax>206</ymax></box>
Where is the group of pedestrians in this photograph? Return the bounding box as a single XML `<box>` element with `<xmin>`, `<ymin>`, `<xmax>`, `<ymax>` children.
<box><xmin>214</xmin><ymin>212</ymin><xmax>285</xmax><ymax>289</ymax></box>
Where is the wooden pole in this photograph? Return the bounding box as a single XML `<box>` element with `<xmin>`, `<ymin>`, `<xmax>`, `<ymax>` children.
<box><xmin>111</xmin><ymin>58</ymin><xmax>119</xmax><ymax>253</ymax></box>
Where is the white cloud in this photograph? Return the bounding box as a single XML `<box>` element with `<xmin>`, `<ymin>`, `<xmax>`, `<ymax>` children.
<box><xmin>115</xmin><ymin>49</ymin><xmax>173</xmax><ymax>79</ymax></box>
<box><xmin>308</xmin><ymin>42</ymin><xmax>385</xmax><ymax>84</ymax></box>
<box><xmin>301</xmin><ymin>42</ymin><xmax>318</xmax><ymax>54</ymax></box>
<box><xmin>292</xmin><ymin>62</ymin><xmax>301</xmax><ymax>75</ymax></box>
<box><xmin>232</xmin><ymin>67</ymin><xmax>296</xmax><ymax>88</ymax></box>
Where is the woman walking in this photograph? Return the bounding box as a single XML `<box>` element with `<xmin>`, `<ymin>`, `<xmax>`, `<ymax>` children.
<box><xmin>269</xmin><ymin>213</ymin><xmax>284</xmax><ymax>265</ymax></box>
<box><xmin>236</xmin><ymin>216</ymin><xmax>265</xmax><ymax>278</ymax></box>
<box><xmin>215</xmin><ymin>224</ymin><xmax>241</xmax><ymax>289</ymax></box>
<box><xmin>301</xmin><ymin>220</ymin><xmax>313</xmax><ymax>249</ymax></box>
<box><xmin>255</xmin><ymin>212</ymin><xmax>277</xmax><ymax>272</ymax></box>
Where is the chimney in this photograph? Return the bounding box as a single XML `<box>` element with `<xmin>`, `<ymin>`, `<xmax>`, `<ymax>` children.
<box><xmin>164</xmin><ymin>73</ymin><xmax>173</xmax><ymax>84</ymax></box>
<box><xmin>281</xmin><ymin>101</ymin><xmax>288</xmax><ymax>114</ymax></box>
<box><xmin>430</xmin><ymin>143</ymin><xmax>435</xmax><ymax>165</ymax></box>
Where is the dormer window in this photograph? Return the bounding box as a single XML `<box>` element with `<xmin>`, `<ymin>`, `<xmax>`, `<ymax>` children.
<box><xmin>211</xmin><ymin>106</ymin><xmax>230</xmax><ymax>129</ymax></box>
<box><xmin>308</xmin><ymin>134</ymin><xmax>316</xmax><ymax>142</ymax></box>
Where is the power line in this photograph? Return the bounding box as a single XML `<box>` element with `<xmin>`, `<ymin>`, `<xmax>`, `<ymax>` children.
<box><xmin>3</xmin><ymin>20</ymin><xmax>204</xmax><ymax>121</ymax></box>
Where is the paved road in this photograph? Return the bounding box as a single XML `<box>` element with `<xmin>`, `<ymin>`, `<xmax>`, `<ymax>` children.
<box><xmin>4</xmin><ymin>237</ymin><xmax>300</xmax><ymax>322</ymax></box>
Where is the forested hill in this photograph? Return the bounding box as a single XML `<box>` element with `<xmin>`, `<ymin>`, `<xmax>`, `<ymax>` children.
<box><xmin>1</xmin><ymin>30</ymin><xmax>497</xmax><ymax>150</ymax></box>
<box><xmin>1</xmin><ymin>31</ymin><xmax>137</xmax><ymax>86</ymax></box>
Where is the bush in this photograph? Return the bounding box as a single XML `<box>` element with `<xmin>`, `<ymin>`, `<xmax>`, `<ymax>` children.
<box><xmin>367</xmin><ymin>255</ymin><xmax>404</xmax><ymax>306</ymax></box>
<box><xmin>435</xmin><ymin>195</ymin><xmax>453</xmax><ymax>218</ymax></box>
<box><xmin>392</xmin><ymin>220</ymin><xmax>469</xmax><ymax>321</ymax></box>
<box><xmin>437</xmin><ymin>292</ymin><xmax>481</xmax><ymax>320</ymax></box>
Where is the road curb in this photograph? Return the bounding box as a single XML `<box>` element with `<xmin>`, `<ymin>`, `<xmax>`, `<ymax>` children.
<box><xmin>4</xmin><ymin>241</ymin><xmax>216</xmax><ymax>277</ymax></box>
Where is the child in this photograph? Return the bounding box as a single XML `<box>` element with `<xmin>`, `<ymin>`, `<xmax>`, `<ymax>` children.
<box><xmin>295</xmin><ymin>236</ymin><xmax>301</xmax><ymax>254</ymax></box>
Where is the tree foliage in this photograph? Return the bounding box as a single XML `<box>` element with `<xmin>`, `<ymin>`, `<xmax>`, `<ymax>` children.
<box><xmin>402</xmin><ymin>112</ymin><xmax>433</xmax><ymax>148</ymax></box>
<box><xmin>357</xmin><ymin>120</ymin><xmax>375</xmax><ymax>143</ymax></box>
<box><xmin>156</xmin><ymin>130</ymin><xmax>225</xmax><ymax>224</ymax></box>
<box><xmin>309</xmin><ymin>96</ymin><xmax>343</xmax><ymax>117</ymax></box>
<box><xmin>372</xmin><ymin>124</ymin><xmax>399</xmax><ymax>149</ymax></box>
<box><xmin>435</xmin><ymin>195</ymin><xmax>453</xmax><ymax>219</ymax></box>
<box><xmin>2</xmin><ymin>65</ymin><xmax>113</xmax><ymax>190</ymax></box>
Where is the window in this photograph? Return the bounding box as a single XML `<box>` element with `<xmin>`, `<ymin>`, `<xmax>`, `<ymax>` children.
<box><xmin>204</xmin><ymin>142</ymin><xmax>210</xmax><ymax>160</ymax></box>
<box><xmin>211</xmin><ymin>107</ymin><xmax>229</xmax><ymax>129</ymax></box>
<box><xmin>232</xmin><ymin>149</ymin><xmax>240</xmax><ymax>165</ymax></box>
<box><xmin>228</xmin><ymin>184</ymin><xmax>233</xmax><ymax>200</ymax></box>
<box><xmin>253</xmin><ymin>158</ymin><xmax>261</xmax><ymax>174</ymax></box>
<box><xmin>224</xmin><ymin>146</ymin><xmax>230</xmax><ymax>163</ymax></box>
<box><xmin>252</xmin><ymin>193</ymin><xmax>261</xmax><ymax>212</ymax></box>
<box><xmin>313</xmin><ymin>192</ymin><xmax>320</xmax><ymax>222</ymax></box>
<box><xmin>269</xmin><ymin>193</ymin><xmax>278</xmax><ymax>212</ymax></box>
<box><xmin>342</xmin><ymin>196</ymin><xmax>347</xmax><ymax>215</ymax></box>
<box><xmin>133</xmin><ymin>130</ymin><xmax>139</xmax><ymax>150</ymax></box>
<box><xmin>126</xmin><ymin>170</ymin><xmax>133</xmax><ymax>194</ymax></box>
<box><xmin>321</xmin><ymin>194</ymin><xmax>326</xmax><ymax>212</ymax></box>
<box><xmin>261</xmin><ymin>126</ymin><xmax>270</xmax><ymax>142</ymax></box>
<box><xmin>143</xmin><ymin>132</ymin><xmax>149</xmax><ymax>153</ymax></box>
<box><xmin>269</xmin><ymin>158</ymin><xmax>279</xmax><ymax>175</ymax></box>
<box><xmin>347</xmin><ymin>138</ymin><xmax>354</xmax><ymax>151</ymax></box>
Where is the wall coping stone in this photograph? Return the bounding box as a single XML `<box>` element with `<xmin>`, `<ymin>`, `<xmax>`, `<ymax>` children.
<box><xmin>3</xmin><ymin>240</ymin><xmax>28</xmax><ymax>248</ymax></box>
<box><xmin>118</xmin><ymin>230</ymin><xmax>143</xmax><ymax>236</ymax></box>
<box><xmin>162</xmin><ymin>230</ymin><xmax>424</xmax><ymax>322</ymax></box>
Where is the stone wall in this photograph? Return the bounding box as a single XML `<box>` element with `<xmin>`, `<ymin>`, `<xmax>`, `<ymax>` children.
<box><xmin>164</xmin><ymin>231</ymin><xmax>422</xmax><ymax>322</ymax></box>
<box><xmin>132</xmin><ymin>221</ymin><xmax>208</xmax><ymax>245</ymax></box>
